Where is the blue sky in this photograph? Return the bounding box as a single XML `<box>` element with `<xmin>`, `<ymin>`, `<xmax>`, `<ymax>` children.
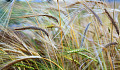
<box><xmin>107</xmin><ymin>0</ymin><xmax>120</xmax><ymax>2</ymax></box>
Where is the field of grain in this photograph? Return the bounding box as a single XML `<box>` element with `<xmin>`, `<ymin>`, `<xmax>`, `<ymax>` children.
<box><xmin>0</xmin><ymin>0</ymin><xmax>120</xmax><ymax>70</ymax></box>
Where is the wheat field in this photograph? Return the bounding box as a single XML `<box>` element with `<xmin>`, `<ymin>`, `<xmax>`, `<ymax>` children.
<box><xmin>0</xmin><ymin>0</ymin><xmax>120</xmax><ymax>70</ymax></box>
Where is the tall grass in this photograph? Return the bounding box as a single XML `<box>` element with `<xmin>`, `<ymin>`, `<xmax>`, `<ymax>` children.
<box><xmin>0</xmin><ymin>0</ymin><xmax>120</xmax><ymax>70</ymax></box>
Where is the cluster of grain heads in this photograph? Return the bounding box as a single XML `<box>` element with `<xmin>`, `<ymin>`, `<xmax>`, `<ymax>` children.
<box><xmin>63</xmin><ymin>1</ymin><xmax>120</xmax><ymax>70</ymax></box>
<box><xmin>0</xmin><ymin>26</ymin><xmax>50</xmax><ymax>69</ymax></box>
<box><xmin>0</xmin><ymin>25</ymin><xmax>62</xmax><ymax>69</ymax></box>
<box><xmin>1</xmin><ymin>56</ymin><xmax>63</xmax><ymax>70</ymax></box>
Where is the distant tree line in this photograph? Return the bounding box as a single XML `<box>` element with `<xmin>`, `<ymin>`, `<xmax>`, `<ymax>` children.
<box><xmin>6</xmin><ymin>0</ymin><xmax>52</xmax><ymax>2</ymax></box>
